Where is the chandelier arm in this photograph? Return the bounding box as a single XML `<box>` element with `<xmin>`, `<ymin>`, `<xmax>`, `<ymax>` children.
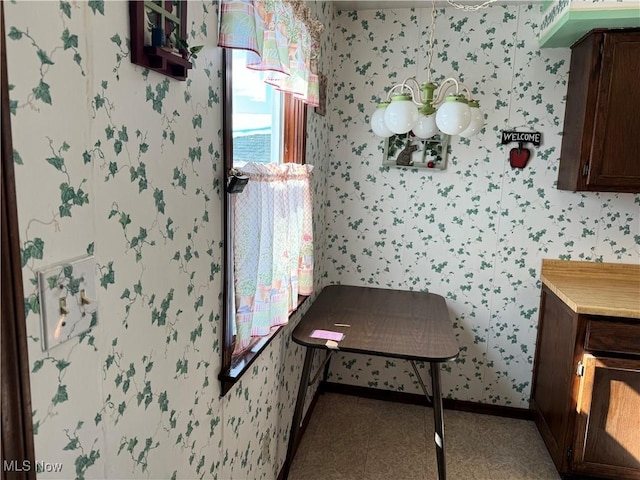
<box><xmin>386</xmin><ymin>83</ymin><xmax>406</xmax><ymax>101</ymax></box>
<box><xmin>402</xmin><ymin>77</ymin><xmax>425</xmax><ymax>105</ymax></box>
<box><xmin>431</xmin><ymin>77</ymin><xmax>460</xmax><ymax>106</ymax></box>
<box><xmin>402</xmin><ymin>76</ymin><xmax>422</xmax><ymax>91</ymax></box>
<box><xmin>403</xmin><ymin>84</ymin><xmax>420</xmax><ymax>105</ymax></box>
<box><xmin>387</xmin><ymin>77</ymin><xmax>424</xmax><ymax>107</ymax></box>
<box><xmin>458</xmin><ymin>83</ymin><xmax>473</xmax><ymax>101</ymax></box>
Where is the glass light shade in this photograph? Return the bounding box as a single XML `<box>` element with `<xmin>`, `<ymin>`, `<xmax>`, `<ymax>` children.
<box><xmin>371</xmin><ymin>103</ymin><xmax>394</xmax><ymax>138</ymax></box>
<box><xmin>435</xmin><ymin>95</ymin><xmax>471</xmax><ymax>135</ymax></box>
<box><xmin>384</xmin><ymin>94</ymin><xmax>419</xmax><ymax>135</ymax></box>
<box><xmin>412</xmin><ymin>113</ymin><xmax>439</xmax><ymax>139</ymax></box>
<box><xmin>459</xmin><ymin>101</ymin><xmax>484</xmax><ymax>138</ymax></box>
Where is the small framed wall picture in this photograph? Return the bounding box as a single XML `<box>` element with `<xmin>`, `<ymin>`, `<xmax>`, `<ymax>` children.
<box><xmin>315</xmin><ymin>73</ymin><xmax>327</xmax><ymax>116</ymax></box>
<box><xmin>382</xmin><ymin>133</ymin><xmax>450</xmax><ymax>170</ymax></box>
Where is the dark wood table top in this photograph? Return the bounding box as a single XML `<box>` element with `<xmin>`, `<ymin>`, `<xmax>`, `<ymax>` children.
<box><xmin>292</xmin><ymin>285</ymin><xmax>459</xmax><ymax>362</ymax></box>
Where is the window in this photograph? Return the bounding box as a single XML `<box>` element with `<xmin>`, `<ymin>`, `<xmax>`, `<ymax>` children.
<box><xmin>231</xmin><ymin>50</ymin><xmax>283</xmax><ymax>165</ymax></box>
<box><xmin>227</xmin><ymin>50</ymin><xmax>307</xmax><ymax>168</ymax></box>
<box><xmin>219</xmin><ymin>49</ymin><xmax>308</xmax><ymax>396</ymax></box>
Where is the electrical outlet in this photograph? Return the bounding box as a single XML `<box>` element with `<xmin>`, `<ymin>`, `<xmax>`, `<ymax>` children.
<box><xmin>38</xmin><ymin>256</ymin><xmax>98</xmax><ymax>351</ymax></box>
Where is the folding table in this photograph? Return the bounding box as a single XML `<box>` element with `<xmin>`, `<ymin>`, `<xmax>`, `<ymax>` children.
<box><xmin>282</xmin><ymin>284</ymin><xmax>460</xmax><ymax>480</ymax></box>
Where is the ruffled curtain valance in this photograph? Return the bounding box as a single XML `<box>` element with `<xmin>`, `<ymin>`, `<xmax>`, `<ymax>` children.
<box><xmin>218</xmin><ymin>0</ymin><xmax>324</xmax><ymax>107</ymax></box>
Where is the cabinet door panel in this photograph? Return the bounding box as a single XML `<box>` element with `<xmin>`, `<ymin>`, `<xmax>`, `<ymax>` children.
<box><xmin>588</xmin><ymin>33</ymin><xmax>640</xmax><ymax>189</ymax></box>
<box><xmin>532</xmin><ymin>288</ymin><xmax>578</xmax><ymax>470</ymax></box>
<box><xmin>573</xmin><ymin>355</ymin><xmax>640</xmax><ymax>479</ymax></box>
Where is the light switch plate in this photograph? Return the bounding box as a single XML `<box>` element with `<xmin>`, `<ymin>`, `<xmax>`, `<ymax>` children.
<box><xmin>38</xmin><ymin>256</ymin><xmax>98</xmax><ymax>351</ymax></box>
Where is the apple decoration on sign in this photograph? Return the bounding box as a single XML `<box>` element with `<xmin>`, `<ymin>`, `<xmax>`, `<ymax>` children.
<box><xmin>509</xmin><ymin>144</ymin><xmax>531</xmax><ymax>169</ymax></box>
<box><xmin>501</xmin><ymin>130</ymin><xmax>541</xmax><ymax>169</ymax></box>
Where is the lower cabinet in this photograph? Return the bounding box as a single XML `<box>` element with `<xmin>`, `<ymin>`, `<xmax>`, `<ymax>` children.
<box><xmin>531</xmin><ymin>286</ymin><xmax>640</xmax><ymax>479</ymax></box>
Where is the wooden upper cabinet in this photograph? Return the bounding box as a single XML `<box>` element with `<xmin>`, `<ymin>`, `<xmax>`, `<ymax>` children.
<box><xmin>557</xmin><ymin>29</ymin><xmax>640</xmax><ymax>193</ymax></box>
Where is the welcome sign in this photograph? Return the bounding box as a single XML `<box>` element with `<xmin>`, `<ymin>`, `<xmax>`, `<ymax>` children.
<box><xmin>501</xmin><ymin>131</ymin><xmax>542</xmax><ymax>146</ymax></box>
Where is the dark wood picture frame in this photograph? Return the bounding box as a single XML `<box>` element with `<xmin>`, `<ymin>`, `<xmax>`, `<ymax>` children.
<box><xmin>314</xmin><ymin>73</ymin><xmax>327</xmax><ymax>117</ymax></box>
<box><xmin>129</xmin><ymin>0</ymin><xmax>192</xmax><ymax>80</ymax></box>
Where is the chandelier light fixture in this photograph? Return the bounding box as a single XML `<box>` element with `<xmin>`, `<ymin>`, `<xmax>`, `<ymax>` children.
<box><xmin>371</xmin><ymin>0</ymin><xmax>496</xmax><ymax>140</ymax></box>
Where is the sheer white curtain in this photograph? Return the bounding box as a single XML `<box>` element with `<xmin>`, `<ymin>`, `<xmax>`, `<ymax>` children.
<box><xmin>232</xmin><ymin>163</ymin><xmax>313</xmax><ymax>354</ymax></box>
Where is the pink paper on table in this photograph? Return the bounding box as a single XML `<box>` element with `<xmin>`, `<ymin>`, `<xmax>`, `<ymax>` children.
<box><xmin>310</xmin><ymin>329</ymin><xmax>344</xmax><ymax>341</ymax></box>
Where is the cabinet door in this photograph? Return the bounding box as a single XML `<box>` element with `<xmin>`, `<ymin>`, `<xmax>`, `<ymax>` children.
<box><xmin>586</xmin><ymin>32</ymin><xmax>640</xmax><ymax>190</ymax></box>
<box><xmin>573</xmin><ymin>355</ymin><xmax>640</xmax><ymax>480</ymax></box>
<box><xmin>531</xmin><ymin>288</ymin><xmax>579</xmax><ymax>472</ymax></box>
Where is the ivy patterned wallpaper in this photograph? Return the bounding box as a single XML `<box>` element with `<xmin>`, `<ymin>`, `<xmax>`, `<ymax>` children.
<box><xmin>6</xmin><ymin>0</ymin><xmax>334</xmax><ymax>478</ymax></box>
<box><xmin>6</xmin><ymin>1</ymin><xmax>640</xmax><ymax>478</ymax></box>
<box><xmin>325</xmin><ymin>4</ymin><xmax>639</xmax><ymax>407</ymax></box>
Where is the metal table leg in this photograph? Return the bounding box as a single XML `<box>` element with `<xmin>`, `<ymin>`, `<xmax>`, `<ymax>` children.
<box><xmin>282</xmin><ymin>347</ymin><xmax>315</xmax><ymax>480</ymax></box>
<box><xmin>430</xmin><ymin>362</ymin><xmax>446</xmax><ymax>480</ymax></box>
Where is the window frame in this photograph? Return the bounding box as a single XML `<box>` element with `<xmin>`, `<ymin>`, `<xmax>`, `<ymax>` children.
<box><xmin>219</xmin><ymin>49</ymin><xmax>309</xmax><ymax>397</ymax></box>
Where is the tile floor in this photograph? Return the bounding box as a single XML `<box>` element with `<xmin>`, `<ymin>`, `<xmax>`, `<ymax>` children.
<box><xmin>288</xmin><ymin>393</ymin><xmax>560</xmax><ymax>480</ymax></box>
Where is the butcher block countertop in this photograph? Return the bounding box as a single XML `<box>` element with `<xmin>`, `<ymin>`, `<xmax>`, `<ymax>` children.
<box><xmin>541</xmin><ymin>259</ymin><xmax>640</xmax><ymax>319</ymax></box>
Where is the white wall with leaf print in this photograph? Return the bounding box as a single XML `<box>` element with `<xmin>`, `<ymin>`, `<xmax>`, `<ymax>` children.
<box><xmin>6</xmin><ymin>1</ymin><xmax>638</xmax><ymax>478</ymax></box>
<box><xmin>325</xmin><ymin>4</ymin><xmax>640</xmax><ymax>407</ymax></box>
<box><xmin>6</xmin><ymin>0</ymin><xmax>335</xmax><ymax>478</ymax></box>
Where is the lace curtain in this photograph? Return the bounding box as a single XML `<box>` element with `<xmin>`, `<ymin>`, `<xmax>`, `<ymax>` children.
<box><xmin>218</xmin><ymin>0</ymin><xmax>324</xmax><ymax>106</ymax></box>
<box><xmin>232</xmin><ymin>163</ymin><xmax>314</xmax><ymax>354</ymax></box>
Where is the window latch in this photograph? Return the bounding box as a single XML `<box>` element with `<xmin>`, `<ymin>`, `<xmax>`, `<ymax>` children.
<box><xmin>227</xmin><ymin>169</ymin><xmax>248</xmax><ymax>194</ymax></box>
